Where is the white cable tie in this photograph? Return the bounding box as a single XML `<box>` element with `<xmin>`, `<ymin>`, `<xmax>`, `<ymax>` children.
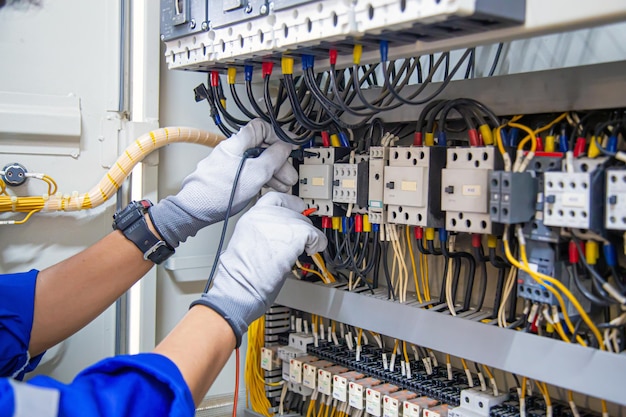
<box><xmin>446</xmin><ymin>363</ymin><xmax>453</xmax><ymax>381</ymax></box>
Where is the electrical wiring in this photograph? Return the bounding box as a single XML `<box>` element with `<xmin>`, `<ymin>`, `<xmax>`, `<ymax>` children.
<box><xmin>503</xmin><ymin>225</ymin><xmax>603</xmax><ymax>348</ymax></box>
<box><xmin>233</xmin><ymin>348</ymin><xmax>240</xmax><ymax>417</ymax></box>
<box><xmin>488</xmin><ymin>43</ymin><xmax>504</xmax><ymax>77</ymax></box>
<box><xmin>0</xmin><ymin>127</ymin><xmax>226</xmax><ymax>224</ymax></box>
<box><xmin>406</xmin><ymin>226</ymin><xmax>424</xmax><ymax>303</ymax></box>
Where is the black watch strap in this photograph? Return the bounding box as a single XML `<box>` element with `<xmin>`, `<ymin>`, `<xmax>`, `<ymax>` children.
<box><xmin>112</xmin><ymin>200</ymin><xmax>175</xmax><ymax>265</ymax></box>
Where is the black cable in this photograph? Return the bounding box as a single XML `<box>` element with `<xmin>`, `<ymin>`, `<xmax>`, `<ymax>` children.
<box><xmin>203</xmin><ymin>148</ymin><xmax>263</xmax><ymax>293</ymax></box>
<box><xmin>488</xmin><ymin>43</ymin><xmax>504</xmax><ymax>77</ymax></box>
<box><xmin>264</xmin><ymin>74</ymin><xmax>314</xmax><ymax>145</ymax></box>
<box><xmin>473</xmin><ymin>246</ymin><xmax>488</xmax><ymax>311</ymax></box>
<box><xmin>570</xmin><ymin>264</ymin><xmax>612</xmax><ymax>306</ymax></box>
<box><xmin>381</xmin><ymin>241</ymin><xmax>396</xmax><ymax>300</ymax></box>
<box><xmin>229</xmin><ymin>83</ymin><xmax>259</xmax><ymax>120</ymax></box>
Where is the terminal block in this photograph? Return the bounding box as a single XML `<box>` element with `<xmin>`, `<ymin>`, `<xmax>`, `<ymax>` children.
<box><xmin>543</xmin><ymin>158</ymin><xmax>607</xmax><ymax>233</ymax></box>
<box><xmin>384</xmin><ymin>147</ymin><xmax>446</xmax><ymax>227</ymax></box>
<box><xmin>441</xmin><ymin>147</ymin><xmax>502</xmax><ymax>234</ymax></box>
<box><xmin>298</xmin><ymin>147</ymin><xmax>350</xmax><ymax>216</ymax></box>
<box><xmin>489</xmin><ymin>171</ymin><xmax>538</xmax><ymax>224</ymax></box>
<box><xmin>333</xmin><ymin>155</ymin><xmax>369</xmax><ymax>213</ymax></box>
<box><xmin>449</xmin><ymin>389</ymin><xmax>508</xmax><ymax>417</ymax></box>
<box><xmin>605</xmin><ymin>168</ymin><xmax>626</xmax><ymax>231</ymax></box>
<box><xmin>369</xmin><ymin>147</ymin><xmax>390</xmax><ymax>225</ymax></box>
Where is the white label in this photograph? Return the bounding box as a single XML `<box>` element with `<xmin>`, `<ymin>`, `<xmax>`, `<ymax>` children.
<box><xmin>303</xmin><ymin>364</ymin><xmax>317</xmax><ymax>389</ymax></box>
<box><xmin>312</xmin><ymin>177</ymin><xmax>325</xmax><ymax>186</ymax></box>
<box><xmin>383</xmin><ymin>396</ymin><xmax>400</xmax><ymax>417</ymax></box>
<box><xmin>296</xmin><ymin>318</ymin><xmax>303</xmax><ymax>333</ymax></box>
<box><xmin>318</xmin><ymin>370</ymin><xmax>332</xmax><ymax>395</ymax></box>
<box><xmin>401</xmin><ymin>181</ymin><xmax>417</xmax><ymax>191</ymax></box>
<box><xmin>327</xmin><ymin>326</ymin><xmax>332</xmax><ymax>342</ymax></box>
<box><xmin>447</xmin><ymin>363</ymin><xmax>453</xmax><ymax>380</ymax></box>
<box><xmin>366</xmin><ymin>389</ymin><xmax>382</xmax><ymax>416</ymax></box>
<box><xmin>313</xmin><ymin>332</ymin><xmax>319</xmax><ymax>348</ymax></box>
<box><xmin>356</xmin><ymin>346</ymin><xmax>362</xmax><ymax>362</ymax></box>
<box><xmin>261</xmin><ymin>347</ymin><xmax>273</xmax><ymax>371</ymax></box>
<box><xmin>290</xmin><ymin>359</ymin><xmax>303</xmax><ymax>384</ymax></box>
<box><xmin>333</xmin><ymin>375</ymin><xmax>348</xmax><ymax>402</ymax></box>
<box><xmin>342</xmin><ymin>179</ymin><xmax>356</xmax><ymax>189</ymax></box>
<box><xmin>562</xmin><ymin>193</ymin><xmax>586</xmax><ymax>208</ymax></box>
<box><xmin>406</xmin><ymin>364</ymin><xmax>412</xmax><ymax>379</ymax></box>
<box><xmin>400</xmin><ymin>361</ymin><xmax>406</xmax><ymax>377</ymax></box>
<box><xmin>527</xmin><ymin>262</ymin><xmax>539</xmax><ymax>273</ymax></box>
<box><xmin>390</xmin><ymin>354</ymin><xmax>397</xmax><ymax>372</ymax></box>
<box><xmin>462</xmin><ymin>185</ymin><xmax>481</xmax><ymax>196</ymax></box>
<box><xmin>382</xmin><ymin>353</ymin><xmax>389</xmax><ymax>371</ymax></box>
<box><xmin>405</xmin><ymin>402</ymin><xmax>421</xmax><ymax>417</ymax></box>
<box><xmin>349</xmin><ymin>383</ymin><xmax>365</xmax><ymax>410</ymax></box>
<box><xmin>303</xmin><ymin>320</ymin><xmax>309</xmax><ymax>335</ymax></box>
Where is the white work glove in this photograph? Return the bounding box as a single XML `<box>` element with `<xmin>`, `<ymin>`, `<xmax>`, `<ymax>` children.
<box><xmin>149</xmin><ymin>119</ymin><xmax>297</xmax><ymax>248</ymax></box>
<box><xmin>190</xmin><ymin>192</ymin><xmax>327</xmax><ymax>347</ymax></box>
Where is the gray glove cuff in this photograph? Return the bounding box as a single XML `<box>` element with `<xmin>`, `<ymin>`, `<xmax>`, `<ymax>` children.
<box><xmin>149</xmin><ymin>198</ymin><xmax>218</xmax><ymax>248</ymax></box>
<box><xmin>190</xmin><ymin>294</ymin><xmax>246</xmax><ymax>348</ymax></box>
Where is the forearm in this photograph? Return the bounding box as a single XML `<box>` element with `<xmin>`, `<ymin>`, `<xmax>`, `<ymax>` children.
<box><xmin>153</xmin><ymin>306</ymin><xmax>236</xmax><ymax>405</ymax></box>
<box><xmin>29</xmin><ymin>219</ymin><xmax>154</xmax><ymax>356</ymax></box>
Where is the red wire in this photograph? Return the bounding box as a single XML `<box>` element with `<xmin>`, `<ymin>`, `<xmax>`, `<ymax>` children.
<box><xmin>233</xmin><ymin>348</ymin><xmax>240</xmax><ymax>417</ymax></box>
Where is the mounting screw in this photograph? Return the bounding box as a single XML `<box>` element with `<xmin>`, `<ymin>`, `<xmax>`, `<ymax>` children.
<box><xmin>2</xmin><ymin>163</ymin><xmax>28</xmax><ymax>187</ymax></box>
<box><xmin>189</xmin><ymin>19</ymin><xmax>196</xmax><ymax>29</ymax></box>
<box><xmin>244</xmin><ymin>4</ymin><xmax>253</xmax><ymax>13</ymax></box>
<box><xmin>160</xmin><ymin>34</ymin><xmax>165</xmax><ymax>41</ymax></box>
<box><xmin>201</xmin><ymin>21</ymin><xmax>209</xmax><ymax>31</ymax></box>
<box><xmin>260</xmin><ymin>4</ymin><xmax>268</xmax><ymax>14</ymax></box>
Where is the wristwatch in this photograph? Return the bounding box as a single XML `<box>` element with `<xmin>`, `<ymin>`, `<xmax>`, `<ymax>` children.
<box><xmin>112</xmin><ymin>200</ymin><xmax>175</xmax><ymax>264</ymax></box>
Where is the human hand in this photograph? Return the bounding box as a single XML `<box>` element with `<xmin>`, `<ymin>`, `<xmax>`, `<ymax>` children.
<box><xmin>190</xmin><ymin>192</ymin><xmax>327</xmax><ymax>347</ymax></box>
<box><xmin>149</xmin><ymin>119</ymin><xmax>297</xmax><ymax>248</ymax></box>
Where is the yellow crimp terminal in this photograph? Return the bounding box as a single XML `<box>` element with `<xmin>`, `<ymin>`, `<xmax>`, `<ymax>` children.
<box><xmin>330</xmin><ymin>134</ymin><xmax>341</xmax><ymax>147</ymax></box>
<box><xmin>425</xmin><ymin>132</ymin><xmax>435</xmax><ymax>147</ymax></box>
<box><xmin>585</xmin><ymin>241</ymin><xmax>599</xmax><ymax>265</ymax></box>
<box><xmin>588</xmin><ymin>136</ymin><xmax>601</xmax><ymax>158</ymax></box>
<box><xmin>544</xmin><ymin>135</ymin><xmax>556</xmax><ymax>153</ymax></box>
<box><xmin>353</xmin><ymin>44</ymin><xmax>363</xmax><ymax>65</ymax></box>
<box><xmin>220</xmin><ymin>98</ymin><xmax>226</xmax><ymax>108</ymax></box>
<box><xmin>332</xmin><ymin>217</ymin><xmax>341</xmax><ymax>230</ymax></box>
<box><xmin>487</xmin><ymin>235</ymin><xmax>498</xmax><ymax>249</ymax></box>
<box><xmin>546</xmin><ymin>323</ymin><xmax>555</xmax><ymax>333</ymax></box>
<box><xmin>227</xmin><ymin>67</ymin><xmax>237</xmax><ymax>84</ymax></box>
<box><xmin>281</xmin><ymin>56</ymin><xmax>294</xmax><ymax>75</ymax></box>
<box><xmin>363</xmin><ymin>214</ymin><xmax>372</xmax><ymax>232</ymax></box>
<box><xmin>479</xmin><ymin>124</ymin><xmax>494</xmax><ymax>145</ymax></box>
<box><xmin>425</xmin><ymin>227</ymin><xmax>435</xmax><ymax>241</ymax></box>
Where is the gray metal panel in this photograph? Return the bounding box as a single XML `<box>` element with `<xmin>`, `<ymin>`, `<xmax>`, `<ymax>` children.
<box><xmin>342</xmin><ymin>61</ymin><xmax>626</xmax><ymax>123</ymax></box>
<box><xmin>275</xmin><ymin>278</ymin><xmax>626</xmax><ymax>406</ymax></box>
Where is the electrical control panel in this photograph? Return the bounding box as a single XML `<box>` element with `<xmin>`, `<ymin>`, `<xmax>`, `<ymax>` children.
<box><xmin>384</xmin><ymin>147</ymin><xmax>446</xmax><ymax>228</ymax></box>
<box><xmin>605</xmin><ymin>168</ymin><xmax>626</xmax><ymax>231</ymax></box>
<box><xmin>441</xmin><ymin>147</ymin><xmax>502</xmax><ymax>234</ymax></box>
<box><xmin>160</xmin><ymin>0</ymin><xmax>208</xmax><ymax>41</ymax></box>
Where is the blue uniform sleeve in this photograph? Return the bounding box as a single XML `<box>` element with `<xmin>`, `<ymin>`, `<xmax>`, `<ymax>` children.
<box><xmin>0</xmin><ymin>353</ymin><xmax>195</xmax><ymax>417</ymax></box>
<box><xmin>0</xmin><ymin>270</ymin><xmax>46</xmax><ymax>380</ymax></box>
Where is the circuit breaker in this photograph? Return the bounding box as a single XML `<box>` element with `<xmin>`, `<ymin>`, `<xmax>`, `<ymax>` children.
<box><xmin>160</xmin><ymin>0</ymin><xmax>208</xmax><ymax>41</ymax></box>
<box><xmin>207</xmin><ymin>0</ymin><xmax>268</xmax><ymax>29</ymax></box>
<box><xmin>441</xmin><ymin>147</ymin><xmax>502</xmax><ymax>234</ymax></box>
<box><xmin>605</xmin><ymin>168</ymin><xmax>626</xmax><ymax>231</ymax></box>
<box><xmin>384</xmin><ymin>147</ymin><xmax>446</xmax><ymax>227</ymax></box>
<box><xmin>298</xmin><ymin>147</ymin><xmax>349</xmax><ymax>216</ymax></box>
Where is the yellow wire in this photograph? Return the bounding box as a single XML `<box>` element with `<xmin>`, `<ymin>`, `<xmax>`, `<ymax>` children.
<box><xmin>11</xmin><ymin>209</ymin><xmax>40</xmax><ymax>225</ymax></box>
<box><xmin>423</xmin><ymin>250</ymin><xmax>431</xmax><ymax>300</ymax></box>
<box><xmin>461</xmin><ymin>358</ymin><xmax>469</xmax><ymax>370</ymax></box>
<box><xmin>601</xmin><ymin>400</ymin><xmax>608</xmax><ymax>414</ymax></box>
<box><xmin>512</xmin><ymin>122</ymin><xmax>538</xmax><ymax>153</ymax></box>
<box><xmin>402</xmin><ymin>341</ymin><xmax>410</xmax><ymax>363</ymax></box>
<box><xmin>406</xmin><ymin>226</ymin><xmax>423</xmax><ymax>303</ymax></box>
<box><xmin>482</xmin><ymin>364</ymin><xmax>494</xmax><ymax>379</ymax></box>
<box><xmin>521</xmin><ymin>377</ymin><xmax>527</xmax><ymax>399</ymax></box>
<box><xmin>503</xmin><ymin>231</ymin><xmax>600</xmax><ymax>348</ymax></box>
<box><xmin>299</xmin><ymin>263</ymin><xmax>328</xmax><ymax>283</ymax></box>
<box><xmin>518</xmin><ymin>243</ymin><xmax>603</xmax><ymax>348</ymax></box>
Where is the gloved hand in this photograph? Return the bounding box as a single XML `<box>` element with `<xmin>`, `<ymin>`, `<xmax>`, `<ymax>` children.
<box><xmin>190</xmin><ymin>192</ymin><xmax>327</xmax><ymax>347</ymax></box>
<box><xmin>149</xmin><ymin>119</ymin><xmax>297</xmax><ymax>248</ymax></box>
